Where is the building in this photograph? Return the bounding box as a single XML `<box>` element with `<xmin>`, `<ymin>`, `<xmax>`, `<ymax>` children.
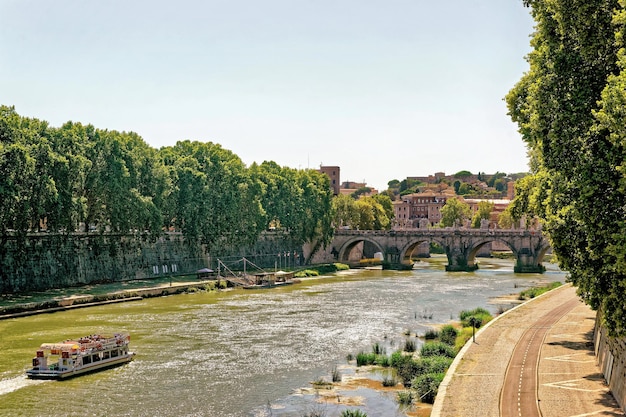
<box><xmin>318</xmin><ymin>166</ymin><xmax>340</xmax><ymax>195</ymax></box>
<box><xmin>393</xmin><ymin>190</ymin><xmax>456</xmax><ymax>228</ymax></box>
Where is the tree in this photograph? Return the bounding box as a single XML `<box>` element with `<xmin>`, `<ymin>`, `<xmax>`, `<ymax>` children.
<box><xmin>471</xmin><ymin>201</ymin><xmax>494</xmax><ymax>228</ymax></box>
<box><xmin>440</xmin><ymin>198</ymin><xmax>471</xmax><ymax>228</ymax></box>
<box><xmin>507</xmin><ymin>0</ymin><xmax>626</xmax><ymax>334</ymax></box>
<box><xmin>332</xmin><ymin>194</ymin><xmax>358</xmax><ymax>229</ymax></box>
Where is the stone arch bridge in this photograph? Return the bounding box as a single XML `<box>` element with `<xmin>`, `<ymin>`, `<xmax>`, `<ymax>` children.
<box><xmin>329</xmin><ymin>228</ymin><xmax>550</xmax><ymax>273</ymax></box>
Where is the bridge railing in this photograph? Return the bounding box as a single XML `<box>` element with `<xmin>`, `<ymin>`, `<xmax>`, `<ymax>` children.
<box><xmin>334</xmin><ymin>227</ymin><xmax>544</xmax><ymax>237</ymax></box>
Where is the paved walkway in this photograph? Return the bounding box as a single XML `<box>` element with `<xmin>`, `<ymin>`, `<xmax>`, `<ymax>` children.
<box><xmin>431</xmin><ymin>284</ymin><xmax>624</xmax><ymax>416</ymax></box>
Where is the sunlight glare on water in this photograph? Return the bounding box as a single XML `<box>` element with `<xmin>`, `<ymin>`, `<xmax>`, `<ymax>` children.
<box><xmin>0</xmin><ymin>258</ymin><xmax>565</xmax><ymax>417</ymax></box>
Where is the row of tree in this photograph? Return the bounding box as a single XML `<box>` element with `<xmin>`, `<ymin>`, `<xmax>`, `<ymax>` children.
<box><xmin>0</xmin><ymin>106</ymin><xmax>334</xmax><ymax>258</ymax></box>
<box><xmin>506</xmin><ymin>0</ymin><xmax>626</xmax><ymax>335</ymax></box>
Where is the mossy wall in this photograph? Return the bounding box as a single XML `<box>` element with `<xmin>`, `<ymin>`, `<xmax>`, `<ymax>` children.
<box><xmin>595</xmin><ymin>315</ymin><xmax>626</xmax><ymax>412</ymax></box>
<box><xmin>0</xmin><ymin>231</ymin><xmax>303</xmax><ymax>294</ymax></box>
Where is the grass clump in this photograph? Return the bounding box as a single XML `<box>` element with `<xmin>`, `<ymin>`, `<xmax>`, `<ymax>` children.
<box><xmin>459</xmin><ymin>307</ymin><xmax>492</xmax><ymax>328</ymax></box>
<box><xmin>382</xmin><ymin>375</ymin><xmax>398</xmax><ymax>387</ymax></box>
<box><xmin>331</xmin><ymin>366</ymin><xmax>341</xmax><ymax>382</ymax></box>
<box><xmin>294</xmin><ymin>269</ymin><xmax>320</xmax><ymax>278</ymax></box>
<box><xmin>424</xmin><ymin>328</ymin><xmax>439</xmax><ymax>340</ymax></box>
<box><xmin>396</xmin><ymin>390</ymin><xmax>414</xmax><ymax>405</ymax></box>
<box><xmin>341</xmin><ymin>410</ymin><xmax>367</xmax><ymax>417</ymax></box>
<box><xmin>403</xmin><ymin>339</ymin><xmax>417</xmax><ymax>352</ymax></box>
<box><xmin>356</xmin><ymin>352</ymin><xmax>377</xmax><ymax>367</ymax></box>
<box><xmin>518</xmin><ymin>281</ymin><xmax>562</xmax><ymax>300</ymax></box>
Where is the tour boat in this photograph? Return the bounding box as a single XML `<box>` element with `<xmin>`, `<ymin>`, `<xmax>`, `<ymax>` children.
<box><xmin>26</xmin><ymin>333</ymin><xmax>134</xmax><ymax>379</ymax></box>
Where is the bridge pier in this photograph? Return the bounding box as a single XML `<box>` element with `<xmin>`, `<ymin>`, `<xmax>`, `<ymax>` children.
<box><xmin>444</xmin><ymin>237</ymin><xmax>479</xmax><ymax>272</ymax></box>
<box><xmin>514</xmin><ymin>248</ymin><xmax>546</xmax><ymax>273</ymax></box>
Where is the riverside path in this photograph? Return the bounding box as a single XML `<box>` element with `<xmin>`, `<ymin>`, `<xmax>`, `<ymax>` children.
<box><xmin>431</xmin><ymin>284</ymin><xmax>624</xmax><ymax>417</ymax></box>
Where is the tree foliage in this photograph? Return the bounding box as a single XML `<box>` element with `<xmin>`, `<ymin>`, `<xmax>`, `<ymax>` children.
<box><xmin>471</xmin><ymin>201</ymin><xmax>494</xmax><ymax>228</ymax></box>
<box><xmin>507</xmin><ymin>0</ymin><xmax>626</xmax><ymax>334</ymax></box>
<box><xmin>440</xmin><ymin>198</ymin><xmax>471</xmax><ymax>228</ymax></box>
<box><xmin>0</xmin><ymin>106</ymin><xmax>334</xmax><ymax>263</ymax></box>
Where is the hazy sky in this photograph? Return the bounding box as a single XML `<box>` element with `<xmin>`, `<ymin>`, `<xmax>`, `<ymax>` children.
<box><xmin>1</xmin><ymin>1</ymin><xmax>534</xmax><ymax>191</ymax></box>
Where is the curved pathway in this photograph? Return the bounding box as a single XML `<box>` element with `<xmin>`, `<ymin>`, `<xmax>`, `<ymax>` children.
<box><xmin>432</xmin><ymin>284</ymin><xmax>623</xmax><ymax>417</ymax></box>
<box><xmin>500</xmin><ymin>298</ymin><xmax>580</xmax><ymax>416</ymax></box>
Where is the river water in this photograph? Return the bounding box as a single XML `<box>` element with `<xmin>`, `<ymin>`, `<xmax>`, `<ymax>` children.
<box><xmin>0</xmin><ymin>257</ymin><xmax>566</xmax><ymax>417</ymax></box>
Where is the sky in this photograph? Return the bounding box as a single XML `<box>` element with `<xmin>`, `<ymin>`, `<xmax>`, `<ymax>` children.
<box><xmin>0</xmin><ymin>0</ymin><xmax>535</xmax><ymax>191</ymax></box>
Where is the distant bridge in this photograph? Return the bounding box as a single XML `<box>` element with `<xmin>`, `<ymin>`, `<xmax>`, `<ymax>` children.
<box><xmin>329</xmin><ymin>228</ymin><xmax>550</xmax><ymax>273</ymax></box>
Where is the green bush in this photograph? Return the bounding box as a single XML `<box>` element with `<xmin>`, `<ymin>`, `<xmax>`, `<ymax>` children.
<box><xmin>375</xmin><ymin>355</ymin><xmax>390</xmax><ymax>367</ymax></box>
<box><xmin>420</xmin><ymin>342</ymin><xmax>456</xmax><ymax>358</ymax></box>
<box><xmin>393</xmin><ymin>355</ymin><xmax>421</xmax><ymax>387</ymax></box>
<box><xmin>341</xmin><ymin>410</ymin><xmax>367</xmax><ymax>417</ymax></box>
<box><xmin>417</xmin><ymin>355</ymin><xmax>453</xmax><ymax>374</ymax></box>
<box><xmin>294</xmin><ymin>269</ymin><xmax>320</xmax><ymax>278</ymax></box>
<box><xmin>439</xmin><ymin>325</ymin><xmax>458</xmax><ymax>346</ymax></box>
<box><xmin>356</xmin><ymin>352</ymin><xmax>376</xmax><ymax>366</ymax></box>
<box><xmin>413</xmin><ymin>372</ymin><xmax>445</xmax><ymax>404</ymax></box>
<box><xmin>459</xmin><ymin>307</ymin><xmax>493</xmax><ymax>328</ymax></box>
<box><xmin>459</xmin><ymin>307</ymin><xmax>490</xmax><ymax>321</ymax></box>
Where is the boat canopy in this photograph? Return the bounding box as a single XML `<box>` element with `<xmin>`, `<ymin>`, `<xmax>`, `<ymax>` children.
<box><xmin>39</xmin><ymin>343</ymin><xmax>79</xmax><ymax>352</ymax></box>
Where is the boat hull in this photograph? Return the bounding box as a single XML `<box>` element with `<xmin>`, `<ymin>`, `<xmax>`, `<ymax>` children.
<box><xmin>26</xmin><ymin>353</ymin><xmax>134</xmax><ymax>380</ymax></box>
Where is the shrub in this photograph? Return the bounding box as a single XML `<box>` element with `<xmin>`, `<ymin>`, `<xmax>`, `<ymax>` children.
<box><xmin>459</xmin><ymin>307</ymin><xmax>493</xmax><ymax>328</ymax></box>
<box><xmin>424</xmin><ymin>328</ymin><xmax>439</xmax><ymax>340</ymax></box>
<box><xmin>396</xmin><ymin>390</ymin><xmax>414</xmax><ymax>405</ymax></box>
<box><xmin>417</xmin><ymin>355</ymin><xmax>453</xmax><ymax>374</ymax></box>
<box><xmin>331</xmin><ymin>366</ymin><xmax>341</xmax><ymax>382</ymax></box>
<box><xmin>413</xmin><ymin>372</ymin><xmax>445</xmax><ymax>404</ymax></box>
<box><xmin>439</xmin><ymin>325</ymin><xmax>458</xmax><ymax>346</ymax></box>
<box><xmin>375</xmin><ymin>355</ymin><xmax>390</xmax><ymax>367</ymax></box>
<box><xmin>390</xmin><ymin>350</ymin><xmax>405</xmax><ymax>368</ymax></box>
<box><xmin>394</xmin><ymin>356</ymin><xmax>421</xmax><ymax>387</ymax></box>
<box><xmin>420</xmin><ymin>342</ymin><xmax>456</xmax><ymax>358</ymax></box>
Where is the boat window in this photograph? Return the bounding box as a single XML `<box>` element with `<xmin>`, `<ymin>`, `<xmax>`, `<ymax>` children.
<box><xmin>103</xmin><ymin>351</ymin><xmax>110</xmax><ymax>360</ymax></box>
<box><xmin>111</xmin><ymin>349</ymin><xmax>119</xmax><ymax>357</ymax></box>
<box><xmin>93</xmin><ymin>354</ymin><xmax>101</xmax><ymax>362</ymax></box>
<box><xmin>83</xmin><ymin>356</ymin><xmax>92</xmax><ymax>365</ymax></box>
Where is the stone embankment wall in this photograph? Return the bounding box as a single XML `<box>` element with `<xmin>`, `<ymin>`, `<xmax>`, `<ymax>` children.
<box><xmin>0</xmin><ymin>232</ymin><xmax>302</xmax><ymax>294</ymax></box>
<box><xmin>595</xmin><ymin>316</ymin><xmax>626</xmax><ymax>412</ymax></box>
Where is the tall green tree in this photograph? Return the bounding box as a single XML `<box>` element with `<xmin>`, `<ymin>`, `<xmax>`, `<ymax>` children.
<box><xmin>471</xmin><ymin>201</ymin><xmax>494</xmax><ymax>228</ymax></box>
<box><xmin>440</xmin><ymin>198</ymin><xmax>471</xmax><ymax>228</ymax></box>
<box><xmin>507</xmin><ymin>0</ymin><xmax>626</xmax><ymax>334</ymax></box>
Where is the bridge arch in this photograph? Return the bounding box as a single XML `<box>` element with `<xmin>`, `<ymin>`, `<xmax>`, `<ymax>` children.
<box><xmin>398</xmin><ymin>237</ymin><xmax>447</xmax><ymax>265</ymax></box>
<box><xmin>336</xmin><ymin>236</ymin><xmax>385</xmax><ymax>265</ymax></box>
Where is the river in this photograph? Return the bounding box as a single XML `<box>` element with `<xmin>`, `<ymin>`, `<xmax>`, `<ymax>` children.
<box><xmin>0</xmin><ymin>256</ymin><xmax>566</xmax><ymax>417</ymax></box>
